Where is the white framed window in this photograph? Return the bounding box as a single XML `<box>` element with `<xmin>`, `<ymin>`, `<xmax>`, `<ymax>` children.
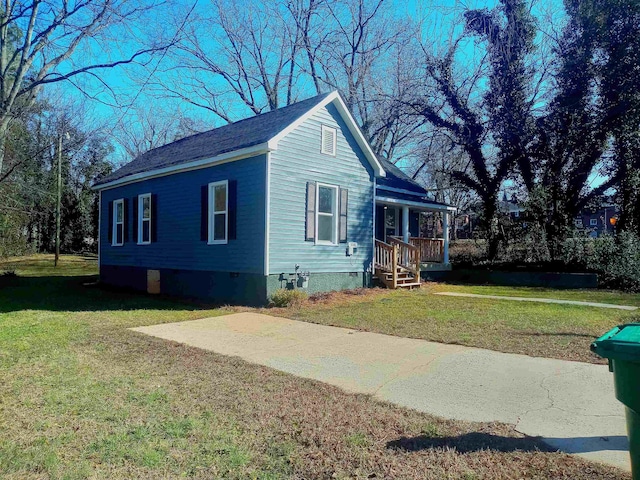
<box><xmin>113</xmin><ymin>199</ymin><xmax>124</xmax><ymax>246</ymax></box>
<box><xmin>138</xmin><ymin>193</ymin><xmax>152</xmax><ymax>244</ymax></box>
<box><xmin>208</xmin><ymin>180</ymin><xmax>228</xmax><ymax>244</ymax></box>
<box><xmin>575</xmin><ymin>218</ymin><xmax>583</xmax><ymax>227</ymax></box>
<box><xmin>590</xmin><ymin>218</ymin><xmax>598</xmax><ymax>226</ymax></box>
<box><xmin>315</xmin><ymin>183</ymin><xmax>338</xmax><ymax>245</ymax></box>
<box><xmin>321</xmin><ymin>125</ymin><xmax>337</xmax><ymax>156</ymax></box>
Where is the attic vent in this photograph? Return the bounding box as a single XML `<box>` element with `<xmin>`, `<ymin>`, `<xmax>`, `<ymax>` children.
<box><xmin>321</xmin><ymin>125</ymin><xmax>337</xmax><ymax>156</ymax></box>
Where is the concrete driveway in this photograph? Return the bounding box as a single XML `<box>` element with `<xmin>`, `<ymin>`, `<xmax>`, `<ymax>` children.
<box><xmin>132</xmin><ymin>312</ymin><xmax>630</xmax><ymax>472</ymax></box>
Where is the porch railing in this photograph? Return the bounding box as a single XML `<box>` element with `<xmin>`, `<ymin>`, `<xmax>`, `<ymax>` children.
<box><xmin>408</xmin><ymin>237</ymin><xmax>444</xmax><ymax>263</ymax></box>
<box><xmin>385</xmin><ymin>237</ymin><xmax>420</xmax><ymax>277</ymax></box>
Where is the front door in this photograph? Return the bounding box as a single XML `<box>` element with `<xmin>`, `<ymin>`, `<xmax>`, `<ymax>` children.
<box><xmin>384</xmin><ymin>206</ymin><xmax>399</xmax><ymax>242</ymax></box>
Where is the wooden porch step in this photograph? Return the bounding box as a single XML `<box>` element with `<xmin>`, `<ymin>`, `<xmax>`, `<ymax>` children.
<box><xmin>383</xmin><ymin>272</ymin><xmax>413</xmax><ymax>279</ymax></box>
<box><xmin>375</xmin><ymin>268</ymin><xmax>421</xmax><ymax>290</ymax></box>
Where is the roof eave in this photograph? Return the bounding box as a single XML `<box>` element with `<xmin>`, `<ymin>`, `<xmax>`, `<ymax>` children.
<box><xmin>91</xmin><ymin>143</ymin><xmax>272</xmax><ymax>191</ymax></box>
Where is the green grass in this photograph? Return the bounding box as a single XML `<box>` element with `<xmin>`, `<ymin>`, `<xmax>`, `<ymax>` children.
<box><xmin>431</xmin><ymin>283</ymin><xmax>640</xmax><ymax>307</ymax></box>
<box><xmin>279</xmin><ymin>284</ymin><xmax>640</xmax><ymax>364</ymax></box>
<box><xmin>0</xmin><ymin>254</ymin><xmax>630</xmax><ymax>479</ymax></box>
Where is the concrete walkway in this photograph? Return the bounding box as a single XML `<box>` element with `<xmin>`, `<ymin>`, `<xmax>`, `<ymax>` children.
<box><xmin>132</xmin><ymin>313</ymin><xmax>630</xmax><ymax>472</ymax></box>
<box><xmin>434</xmin><ymin>291</ymin><xmax>639</xmax><ymax>310</ymax></box>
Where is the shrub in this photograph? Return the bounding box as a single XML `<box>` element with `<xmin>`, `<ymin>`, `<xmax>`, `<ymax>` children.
<box><xmin>561</xmin><ymin>232</ymin><xmax>640</xmax><ymax>292</ymax></box>
<box><xmin>449</xmin><ymin>240</ymin><xmax>487</xmax><ymax>265</ymax></box>
<box><xmin>269</xmin><ymin>288</ymin><xmax>308</xmax><ymax>307</ymax></box>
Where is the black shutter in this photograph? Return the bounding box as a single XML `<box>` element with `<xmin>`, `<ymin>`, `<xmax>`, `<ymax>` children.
<box><xmin>132</xmin><ymin>196</ymin><xmax>138</xmax><ymax>243</ymax></box>
<box><xmin>123</xmin><ymin>198</ymin><xmax>129</xmax><ymax>242</ymax></box>
<box><xmin>151</xmin><ymin>194</ymin><xmax>158</xmax><ymax>242</ymax></box>
<box><xmin>201</xmin><ymin>185</ymin><xmax>209</xmax><ymax>241</ymax></box>
<box><xmin>228</xmin><ymin>180</ymin><xmax>237</xmax><ymax>240</ymax></box>
<box><xmin>339</xmin><ymin>188</ymin><xmax>348</xmax><ymax>243</ymax></box>
<box><xmin>107</xmin><ymin>201</ymin><xmax>113</xmax><ymax>243</ymax></box>
<box><xmin>305</xmin><ymin>182</ymin><xmax>316</xmax><ymax>241</ymax></box>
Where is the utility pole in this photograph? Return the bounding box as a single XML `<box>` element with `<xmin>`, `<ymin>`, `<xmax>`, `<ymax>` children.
<box><xmin>54</xmin><ymin>134</ymin><xmax>62</xmax><ymax>267</ymax></box>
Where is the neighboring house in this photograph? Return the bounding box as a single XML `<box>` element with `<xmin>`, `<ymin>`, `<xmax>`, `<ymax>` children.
<box><xmin>455</xmin><ymin>194</ymin><xmax>620</xmax><ymax>240</ymax></box>
<box><xmin>92</xmin><ymin>92</ymin><xmax>454</xmax><ymax>304</ymax></box>
<box><xmin>573</xmin><ymin>201</ymin><xmax>619</xmax><ymax>237</ymax></box>
<box><xmin>500</xmin><ymin>194</ymin><xmax>619</xmax><ymax>238</ymax></box>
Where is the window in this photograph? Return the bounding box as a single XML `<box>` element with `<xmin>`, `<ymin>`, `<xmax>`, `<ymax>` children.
<box><xmin>138</xmin><ymin>193</ymin><xmax>151</xmax><ymax>244</ymax></box>
<box><xmin>513</xmin><ymin>211</ymin><xmax>520</xmax><ymax>218</ymax></box>
<box><xmin>316</xmin><ymin>183</ymin><xmax>338</xmax><ymax>244</ymax></box>
<box><xmin>590</xmin><ymin>218</ymin><xmax>598</xmax><ymax>226</ymax></box>
<box><xmin>575</xmin><ymin>218</ymin><xmax>583</xmax><ymax>227</ymax></box>
<box><xmin>113</xmin><ymin>199</ymin><xmax>124</xmax><ymax>246</ymax></box>
<box><xmin>208</xmin><ymin>180</ymin><xmax>228</xmax><ymax>244</ymax></box>
<box><xmin>321</xmin><ymin>125</ymin><xmax>337</xmax><ymax>156</ymax></box>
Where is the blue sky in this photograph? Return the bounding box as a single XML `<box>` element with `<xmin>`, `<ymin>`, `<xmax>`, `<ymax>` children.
<box><xmin>49</xmin><ymin>0</ymin><xmax>565</xmax><ymax>169</ymax></box>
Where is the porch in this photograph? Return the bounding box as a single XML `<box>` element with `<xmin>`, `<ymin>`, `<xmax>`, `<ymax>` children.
<box><xmin>373</xmin><ymin>200</ymin><xmax>454</xmax><ymax>289</ymax></box>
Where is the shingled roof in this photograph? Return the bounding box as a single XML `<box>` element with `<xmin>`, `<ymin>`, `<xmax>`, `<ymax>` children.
<box><xmin>95</xmin><ymin>92</ymin><xmax>333</xmax><ymax>187</ymax></box>
<box><xmin>375</xmin><ymin>158</ymin><xmax>452</xmax><ymax>209</ymax></box>
<box><xmin>377</xmin><ymin>157</ymin><xmax>427</xmax><ymax>194</ymax></box>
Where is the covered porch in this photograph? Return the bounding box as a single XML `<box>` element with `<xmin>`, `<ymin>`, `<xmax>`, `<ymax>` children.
<box><xmin>372</xmin><ymin>158</ymin><xmax>455</xmax><ymax>289</ymax></box>
<box><xmin>373</xmin><ymin>195</ymin><xmax>455</xmax><ymax>289</ymax></box>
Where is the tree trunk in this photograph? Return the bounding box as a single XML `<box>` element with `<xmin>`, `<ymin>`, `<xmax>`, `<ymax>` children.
<box><xmin>0</xmin><ymin>119</ymin><xmax>9</xmax><ymax>177</ymax></box>
<box><xmin>481</xmin><ymin>195</ymin><xmax>500</xmax><ymax>261</ymax></box>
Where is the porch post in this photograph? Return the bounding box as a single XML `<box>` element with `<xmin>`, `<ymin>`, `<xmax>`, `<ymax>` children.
<box><xmin>402</xmin><ymin>206</ymin><xmax>409</xmax><ymax>243</ymax></box>
<box><xmin>443</xmin><ymin>211</ymin><xmax>450</xmax><ymax>264</ymax></box>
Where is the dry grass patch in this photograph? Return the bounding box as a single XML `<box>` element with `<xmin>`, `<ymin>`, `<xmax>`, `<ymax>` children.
<box><xmin>0</xmin><ymin>255</ymin><xmax>631</xmax><ymax>478</ymax></box>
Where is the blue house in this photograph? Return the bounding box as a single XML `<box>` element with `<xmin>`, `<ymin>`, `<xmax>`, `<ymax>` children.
<box><xmin>93</xmin><ymin>92</ymin><xmax>454</xmax><ymax>304</ymax></box>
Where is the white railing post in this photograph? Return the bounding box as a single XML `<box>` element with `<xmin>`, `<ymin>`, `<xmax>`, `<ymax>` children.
<box><xmin>443</xmin><ymin>212</ymin><xmax>450</xmax><ymax>264</ymax></box>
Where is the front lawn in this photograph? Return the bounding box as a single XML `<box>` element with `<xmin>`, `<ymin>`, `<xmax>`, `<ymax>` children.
<box><xmin>0</xmin><ymin>254</ymin><xmax>628</xmax><ymax>479</ymax></box>
<box><xmin>276</xmin><ymin>284</ymin><xmax>640</xmax><ymax>364</ymax></box>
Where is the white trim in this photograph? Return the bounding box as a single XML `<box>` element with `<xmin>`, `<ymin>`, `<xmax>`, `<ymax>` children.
<box><xmin>376</xmin><ymin>195</ymin><xmax>457</xmax><ymax>212</ymax></box>
<box><xmin>208</xmin><ymin>180</ymin><xmax>229</xmax><ymax>245</ymax></box>
<box><xmin>264</xmin><ymin>152</ymin><xmax>271</xmax><ymax>276</ymax></box>
<box><xmin>137</xmin><ymin>193</ymin><xmax>152</xmax><ymax>245</ymax></box>
<box><xmin>92</xmin><ymin>144</ymin><xmax>270</xmax><ymax>191</ymax></box>
<box><xmin>98</xmin><ymin>190</ymin><xmax>101</xmax><ymax>267</ymax></box>
<box><xmin>377</xmin><ymin>196</ymin><xmax>457</xmax><ymax>212</ymax></box>
<box><xmin>376</xmin><ymin>184</ymin><xmax>433</xmax><ymax>197</ymax></box>
<box><xmin>371</xmin><ymin>177</ymin><xmax>376</xmax><ymax>270</ymax></box>
<box><xmin>267</xmin><ymin>91</ymin><xmax>385</xmax><ymax>177</ymax></box>
<box><xmin>315</xmin><ymin>182</ymin><xmax>339</xmax><ymax>245</ymax></box>
<box><xmin>320</xmin><ymin>124</ymin><xmax>337</xmax><ymax>156</ymax></box>
<box><xmin>590</xmin><ymin>218</ymin><xmax>598</xmax><ymax>226</ymax></box>
<box><xmin>112</xmin><ymin>198</ymin><xmax>124</xmax><ymax>246</ymax></box>
<box><xmin>93</xmin><ymin>92</ymin><xmax>388</xmax><ymax>192</ymax></box>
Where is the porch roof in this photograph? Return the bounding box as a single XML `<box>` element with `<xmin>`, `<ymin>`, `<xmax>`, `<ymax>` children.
<box><xmin>376</xmin><ymin>157</ymin><xmax>455</xmax><ymax>212</ymax></box>
<box><xmin>376</xmin><ymin>190</ymin><xmax>456</xmax><ymax>212</ymax></box>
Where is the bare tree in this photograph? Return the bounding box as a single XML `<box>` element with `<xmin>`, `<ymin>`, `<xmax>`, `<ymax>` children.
<box><xmin>409</xmin><ymin>0</ymin><xmax>540</xmax><ymax>259</ymax></box>
<box><xmin>306</xmin><ymin>0</ymin><xmax>422</xmax><ymax>157</ymax></box>
<box><xmin>157</xmin><ymin>0</ymin><xmax>310</xmax><ymax>122</ymax></box>
<box><xmin>154</xmin><ymin>0</ymin><xmax>423</xmax><ymax>160</ymax></box>
<box><xmin>114</xmin><ymin>106</ymin><xmax>207</xmax><ymax>161</ymax></box>
<box><xmin>0</xmin><ymin>0</ymin><xmax>171</xmax><ymax>177</ymax></box>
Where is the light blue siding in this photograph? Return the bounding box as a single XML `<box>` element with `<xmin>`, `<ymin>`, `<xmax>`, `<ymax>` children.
<box><xmin>268</xmin><ymin>103</ymin><xmax>375</xmax><ymax>274</ymax></box>
<box><xmin>100</xmin><ymin>154</ymin><xmax>266</xmax><ymax>274</ymax></box>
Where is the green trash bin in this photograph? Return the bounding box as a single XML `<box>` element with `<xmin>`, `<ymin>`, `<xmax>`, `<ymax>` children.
<box><xmin>591</xmin><ymin>323</ymin><xmax>640</xmax><ymax>479</ymax></box>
